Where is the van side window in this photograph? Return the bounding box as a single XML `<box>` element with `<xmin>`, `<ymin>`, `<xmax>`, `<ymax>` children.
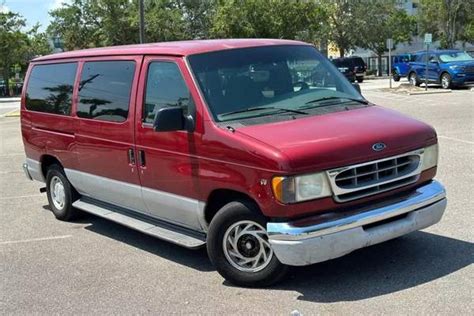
<box><xmin>25</xmin><ymin>63</ymin><xmax>77</xmax><ymax>115</ymax></box>
<box><xmin>143</xmin><ymin>62</ymin><xmax>191</xmax><ymax>124</ymax></box>
<box><xmin>77</xmin><ymin>61</ymin><xmax>135</xmax><ymax>122</ymax></box>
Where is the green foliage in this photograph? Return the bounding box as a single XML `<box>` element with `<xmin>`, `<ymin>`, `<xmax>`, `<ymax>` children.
<box><xmin>210</xmin><ymin>0</ymin><xmax>325</xmax><ymax>42</ymax></box>
<box><xmin>319</xmin><ymin>0</ymin><xmax>358</xmax><ymax>57</ymax></box>
<box><xmin>1</xmin><ymin>12</ymin><xmax>51</xmax><ymax>94</ymax></box>
<box><xmin>356</xmin><ymin>0</ymin><xmax>414</xmax><ymax>56</ymax></box>
<box><xmin>418</xmin><ymin>0</ymin><xmax>473</xmax><ymax>48</ymax></box>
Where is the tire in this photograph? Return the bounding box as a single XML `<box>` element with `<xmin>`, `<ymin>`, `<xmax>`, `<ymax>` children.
<box><xmin>393</xmin><ymin>73</ymin><xmax>401</xmax><ymax>82</ymax></box>
<box><xmin>440</xmin><ymin>73</ymin><xmax>452</xmax><ymax>89</ymax></box>
<box><xmin>207</xmin><ymin>200</ymin><xmax>288</xmax><ymax>287</ymax></box>
<box><xmin>409</xmin><ymin>72</ymin><xmax>420</xmax><ymax>86</ymax></box>
<box><xmin>356</xmin><ymin>77</ymin><xmax>364</xmax><ymax>83</ymax></box>
<box><xmin>46</xmin><ymin>164</ymin><xmax>80</xmax><ymax>221</ymax></box>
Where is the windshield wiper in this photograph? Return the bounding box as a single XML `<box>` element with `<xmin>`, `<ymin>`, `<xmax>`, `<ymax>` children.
<box><xmin>300</xmin><ymin>97</ymin><xmax>368</xmax><ymax>110</ymax></box>
<box><xmin>219</xmin><ymin>106</ymin><xmax>308</xmax><ymax>118</ymax></box>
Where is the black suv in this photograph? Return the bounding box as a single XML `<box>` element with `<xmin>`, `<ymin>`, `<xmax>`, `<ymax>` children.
<box><xmin>332</xmin><ymin>56</ymin><xmax>366</xmax><ymax>83</ymax></box>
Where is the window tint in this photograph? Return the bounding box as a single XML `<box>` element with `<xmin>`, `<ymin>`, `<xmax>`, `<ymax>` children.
<box><xmin>77</xmin><ymin>61</ymin><xmax>135</xmax><ymax>122</ymax></box>
<box><xmin>143</xmin><ymin>62</ymin><xmax>191</xmax><ymax>124</ymax></box>
<box><xmin>26</xmin><ymin>63</ymin><xmax>77</xmax><ymax>115</ymax></box>
<box><xmin>417</xmin><ymin>54</ymin><xmax>427</xmax><ymax>63</ymax></box>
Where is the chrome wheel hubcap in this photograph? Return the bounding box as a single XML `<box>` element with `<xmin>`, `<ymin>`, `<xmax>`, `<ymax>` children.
<box><xmin>442</xmin><ymin>76</ymin><xmax>449</xmax><ymax>88</ymax></box>
<box><xmin>50</xmin><ymin>176</ymin><xmax>65</xmax><ymax>210</ymax></box>
<box><xmin>410</xmin><ymin>74</ymin><xmax>416</xmax><ymax>85</ymax></box>
<box><xmin>223</xmin><ymin>220</ymin><xmax>273</xmax><ymax>272</ymax></box>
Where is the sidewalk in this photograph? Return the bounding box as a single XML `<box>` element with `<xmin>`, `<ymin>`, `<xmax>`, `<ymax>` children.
<box><xmin>0</xmin><ymin>97</ymin><xmax>21</xmax><ymax>103</ymax></box>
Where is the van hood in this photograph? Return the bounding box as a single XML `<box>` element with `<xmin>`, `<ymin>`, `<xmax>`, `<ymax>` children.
<box><xmin>235</xmin><ymin>106</ymin><xmax>437</xmax><ymax>173</ymax></box>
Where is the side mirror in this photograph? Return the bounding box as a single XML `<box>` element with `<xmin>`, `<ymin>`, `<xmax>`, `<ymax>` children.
<box><xmin>352</xmin><ymin>82</ymin><xmax>361</xmax><ymax>94</ymax></box>
<box><xmin>429</xmin><ymin>59</ymin><xmax>438</xmax><ymax>64</ymax></box>
<box><xmin>153</xmin><ymin>106</ymin><xmax>195</xmax><ymax>132</ymax></box>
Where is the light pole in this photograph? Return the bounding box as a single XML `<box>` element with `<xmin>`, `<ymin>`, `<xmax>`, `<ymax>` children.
<box><xmin>139</xmin><ymin>0</ymin><xmax>145</xmax><ymax>44</ymax></box>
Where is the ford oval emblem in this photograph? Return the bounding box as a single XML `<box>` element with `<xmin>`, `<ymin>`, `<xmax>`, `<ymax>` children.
<box><xmin>372</xmin><ymin>142</ymin><xmax>386</xmax><ymax>151</ymax></box>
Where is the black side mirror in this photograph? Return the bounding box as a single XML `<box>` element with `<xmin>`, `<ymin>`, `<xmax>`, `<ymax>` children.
<box><xmin>352</xmin><ymin>82</ymin><xmax>361</xmax><ymax>94</ymax></box>
<box><xmin>153</xmin><ymin>106</ymin><xmax>195</xmax><ymax>132</ymax></box>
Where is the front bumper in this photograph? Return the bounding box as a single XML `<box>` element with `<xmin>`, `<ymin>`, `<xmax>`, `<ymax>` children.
<box><xmin>267</xmin><ymin>180</ymin><xmax>446</xmax><ymax>266</ymax></box>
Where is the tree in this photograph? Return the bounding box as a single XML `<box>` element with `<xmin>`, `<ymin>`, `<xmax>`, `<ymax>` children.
<box><xmin>210</xmin><ymin>0</ymin><xmax>326</xmax><ymax>43</ymax></box>
<box><xmin>0</xmin><ymin>12</ymin><xmax>27</xmax><ymax>96</ymax></box>
<box><xmin>175</xmin><ymin>0</ymin><xmax>216</xmax><ymax>39</ymax></box>
<box><xmin>319</xmin><ymin>0</ymin><xmax>359</xmax><ymax>57</ymax></box>
<box><xmin>26</xmin><ymin>24</ymin><xmax>52</xmax><ymax>59</ymax></box>
<box><xmin>356</xmin><ymin>0</ymin><xmax>414</xmax><ymax>75</ymax></box>
<box><xmin>418</xmin><ymin>0</ymin><xmax>473</xmax><ymax>48</ymax></box>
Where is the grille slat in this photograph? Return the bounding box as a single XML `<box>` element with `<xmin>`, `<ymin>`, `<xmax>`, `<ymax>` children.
<box><xmin>329</xmin><ymin>152</ymin><xmax>422</xmax><ymax>202</ymax></box>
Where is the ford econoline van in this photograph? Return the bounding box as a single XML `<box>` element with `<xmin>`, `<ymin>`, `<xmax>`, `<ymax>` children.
<box><xmin>21</xmin><ymin>39</ymin><xmax>446</xmax><ymax>287</ymax></box>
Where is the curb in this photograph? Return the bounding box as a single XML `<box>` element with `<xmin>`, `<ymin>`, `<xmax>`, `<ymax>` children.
<box><xmin>0</xmin><ymin>98</ymin><xmax>21</xmax><ymax>103</ymax></box>
<box><xmin>407</xmin><ymin>90</ymin><xmax>452</xmax><ymax>95</ymax></box>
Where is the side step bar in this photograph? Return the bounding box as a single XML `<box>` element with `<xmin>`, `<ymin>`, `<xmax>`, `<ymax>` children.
<box><xmin>72</xmin><ymin>198</ymin><xmax>206</xmax><ymax>249</ymax></box>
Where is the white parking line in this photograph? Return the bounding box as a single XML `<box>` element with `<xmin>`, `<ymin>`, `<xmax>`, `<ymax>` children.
<box><xmin>0</xmin><ymin>194</ymin><xmax>44</xmax><ymax>200</ymax></box>
<box><xmin>0</xmin><ymin>235</ymin><xmax>72</xmax><ymax>245</ymax></box>
<box><xmin>438</xmin><ymin>135</ymin><xmax>474</xmax><ymax>145</ymax></box>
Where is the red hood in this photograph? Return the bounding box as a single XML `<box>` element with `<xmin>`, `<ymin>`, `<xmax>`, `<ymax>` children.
<box><xmin>236</xmin><ymin>106</ymin><xmax>437</xmax><ymax>173</ymax></box>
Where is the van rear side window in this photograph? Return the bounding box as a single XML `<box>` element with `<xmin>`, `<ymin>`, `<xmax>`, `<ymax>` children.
<box><xmin>25</xmin><ymin>63</ymin><xmax>77</xmax><ymax>115</ymax></box>
<box><xmin>77</xmin><ymin>61</ymin><xmax>135</xmax><ymax>122</ymax></box>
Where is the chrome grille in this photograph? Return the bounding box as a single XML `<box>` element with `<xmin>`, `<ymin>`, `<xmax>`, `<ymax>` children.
<box><xmin>327</xmin><ymin>149</ymin><xmax>423</xmax><ymax>202</ymax></box>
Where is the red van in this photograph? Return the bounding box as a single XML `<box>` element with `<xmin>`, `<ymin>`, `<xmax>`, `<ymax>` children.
<box><xmin>21</xmin><ymin>39</ymin><xmax>446</xmax><ymax>287</ymax></box>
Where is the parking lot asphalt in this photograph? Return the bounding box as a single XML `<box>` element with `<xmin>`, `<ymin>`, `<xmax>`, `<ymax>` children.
<box><xmin>1</xmin><ymin>81</ymin><xmax>473</xmax><ymax>315</ymax></box>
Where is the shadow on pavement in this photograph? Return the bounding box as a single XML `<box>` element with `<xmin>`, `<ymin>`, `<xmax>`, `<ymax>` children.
<box><xmin>275</xmin><ymin>231</ymin><xmax>473</xmax><ymax>302</ymax></box>
<box><xmin>42</xmin><ymin>205</ymin><xmax>214</xmax><ymax>273</ymax></box>
<box><xmin>43</xmin><ymin>205</ymin><xmax>472</xmax><ymax>301</ymax></box>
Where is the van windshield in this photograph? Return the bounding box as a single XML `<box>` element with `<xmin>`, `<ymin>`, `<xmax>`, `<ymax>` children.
<box><xmin>188</xmin><ymin>45</ymin><xmax>365</xmax><ymax>122</ymax></box>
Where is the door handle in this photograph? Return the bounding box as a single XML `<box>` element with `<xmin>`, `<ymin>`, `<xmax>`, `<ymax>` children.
<box><xmin>138</xmin><ymin>150</ymin><xmax>146</xmax><ymax>167</ymax></box>
<box><xmin>128</xmin><ymin>148</ymin><xmax>135</xmax><ymax>165</ymax></box>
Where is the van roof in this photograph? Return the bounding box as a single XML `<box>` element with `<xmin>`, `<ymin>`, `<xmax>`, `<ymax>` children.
<box><xmin>33</xmin><ymin>38</ymin><xmax>310</xmax><ymax>62</ymax></box>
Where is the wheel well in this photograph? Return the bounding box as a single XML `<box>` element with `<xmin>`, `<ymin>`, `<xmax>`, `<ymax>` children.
<box><xmin>204</xmin><ymin>189</ymin><xmax>261</xmax><ymax>224</ymax></box>
<box><xmin>439</xmin><ymin>71</ymin><xmax>450</xmax><ymax>80</ymax></box>
<box><xmin>40</xmin><ymin>155</ymin><xmax>62</xmax><ymax>178</ymax></box>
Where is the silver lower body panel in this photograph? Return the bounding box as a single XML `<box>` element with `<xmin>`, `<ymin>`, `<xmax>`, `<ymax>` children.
<box><xmin>267</xmin><ymin>180</ymin><xmax>447</xmax><ymax>266</ymax></box>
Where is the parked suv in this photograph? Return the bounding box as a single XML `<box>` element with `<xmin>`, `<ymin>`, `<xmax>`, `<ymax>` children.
<box><xmin>332</xmin><ymin>58</ymin><xmax>356</xmax><ymax>82</ymax></box>
<box><xmin>332</xmin><ymin>56</ymin><xmax>366</xmax><ymax>83</ymax></box>
<box><xmin>21</xmin><ymin>39</ymin><xmax>446</xmax><ymax>287</ymax></box>
<box><xmin>392</xmin><ymin>54</ymin><xmax>413</xmax><ymax>81</ymax></box>
<box><xmin>408</xmin><ymin>50</ymin><xmax>474</xmax><ymax>89</ymax></box>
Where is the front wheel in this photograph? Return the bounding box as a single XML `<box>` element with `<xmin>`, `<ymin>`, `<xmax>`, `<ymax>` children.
<box><xmin>207</xmin><ymin>200</ymin><xmax>288</xmax><ymax>287</ymax></box>
<box><xmin>409</xmin><ymin>72</ymin><xmax>420</xmax><ymax>86</ymax></box>
<box><xmin>356</xmin><ymin>77</ymin><xmax>364</xmax><ymax>83</ymax></box>
<box><xmin>440</xmin><ymin>73</ymin><xmax>452</xmax><ymax>89</ymax></box>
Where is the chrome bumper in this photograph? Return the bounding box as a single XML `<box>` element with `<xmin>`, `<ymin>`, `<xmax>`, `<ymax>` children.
<box><xmin>22</xmin><ymin>159</ymin><xmax>44</xmax><ymax>182</ymax></box>
<box><xmin>22</xmin><ymin>162</ymin><xmax>33</xmax><ymax>180</ymax></box>
<box><xmin>267</xmin><ymin>180</ymin><xmax>447</xmax><ymax>266</ymax></box>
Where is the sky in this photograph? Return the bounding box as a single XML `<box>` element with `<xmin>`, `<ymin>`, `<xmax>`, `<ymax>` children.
<box><xmin>1</xmin><ymin>0</ymin><xmax>70</xmax><ymax>32</ymax></box>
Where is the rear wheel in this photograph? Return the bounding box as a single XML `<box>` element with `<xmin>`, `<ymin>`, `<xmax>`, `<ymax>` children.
<box><xmin>409</xmin><ymin>72</ymin><xmax>420</xmax><ymax>86</ymax></box>
<box><xmin>393</xmin><ymin>71</ymin><xmax>401</xmax><ymax>82</ymax></box>
<box><xmin>46</xmin><ymin>164</ymin><xmax>80</xmax><ymax>221</ymax></box>
<box><xmin>207</xmin><ymin>200</ymin><xmax>288</xmax><ymax>287</ymax></box>
<box><xmin>440</xmin><ymin>73</ymin><xmax>452</xmax><ymax>89</ymax></box>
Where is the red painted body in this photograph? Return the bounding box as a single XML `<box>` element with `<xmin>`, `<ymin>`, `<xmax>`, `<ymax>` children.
<box><xmin>21</xmin><ymin>39</ymin><xmax>438</xmax><ymax>221</ymax></box>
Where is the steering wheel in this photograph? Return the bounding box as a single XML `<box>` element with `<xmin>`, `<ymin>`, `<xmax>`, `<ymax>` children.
<box><xmin>293</xmin><ymin>81</ymin><xmax>309</xmax><ymax>91</ymax></box>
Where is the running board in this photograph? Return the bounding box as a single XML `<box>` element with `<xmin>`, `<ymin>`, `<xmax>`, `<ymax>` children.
<box><xmin>72</xmin><ymin>198</ymin><xmax>206</xmax><ymax>249</ymax></box>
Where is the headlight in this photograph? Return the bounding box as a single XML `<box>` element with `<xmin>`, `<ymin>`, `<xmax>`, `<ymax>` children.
<box><xmin>421</xmin><ymin>144</ymin><xmax>438</xmax><ymax>171</ymax></box>
<box><xmin>449</xmin><ymin>65</ymin><xmax>465</xmax><ymax>72</ymax></box>
<box><xmin>272</xmin><ymin>172</ymin><xmax>332</xmax><ymax>204</ymax></box>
